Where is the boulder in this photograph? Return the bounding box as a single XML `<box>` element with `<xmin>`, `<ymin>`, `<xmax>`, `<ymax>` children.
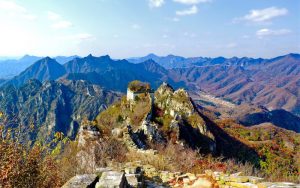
<box><xmin>96</xmin><ymin>171</ymin><xmax>127</xmax><ymax>188</ymax></box>
<box><xmin>62</xmin><ymin>174</ymin><xmax>98</xmax><ymax>188</ymax></box>
<box><xmin>125</xmin><ymin>174</ymin><xmax>142</xmax><ymax>188</ymax></box>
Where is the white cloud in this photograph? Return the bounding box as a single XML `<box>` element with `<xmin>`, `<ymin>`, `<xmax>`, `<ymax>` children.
<box><xmin>176</xmin><ymin>5</ymin><xmax>198</xmax><ymax>16</ymax></box>
<box><xmin>132</xmin><ymin>24</ymin><xmax>141</xmax><ymax>29</ymax></box>
<box><xmin>0</xmin><ymin>0</ymin><xmax>26</xmax><ymax>12</ymax></box>
<box><xmin>51</xmin><ymin>20</ymin><xmax>73</xmax><ymax>29</ymax></box>
<box><xmin>256</xmin><ymin>28</ymin><xmax>291</xmax><ymax>38</ymax></box>
<box><xmin>47</xmin><ymin>11</ymin><xmax>73</xmax><ymax>29</ymax></box>
<box><xmin>0</xmin><ymin>0</ymin><xmax>36</xmax><ymax>20</ymax></box>
<box><xmin>47</xmin><ymin>11</ymin><xmax>61</xmax><ymax>21</ymax></box>
<box><xmin>238</xmin><ymin>7</ymin><xmax>288</xmax><ymax>23</ymax></box>
<box><xmin>173</xmin><ymin>0</ymin><xmax>211</xmax><ymax>4</ymax></box>
<box><xmin>149</xmin><ymin>0</ymin><xmax>164</xmax><ymax>8</ymax></box>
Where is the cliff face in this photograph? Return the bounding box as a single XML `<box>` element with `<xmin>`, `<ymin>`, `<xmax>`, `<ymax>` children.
<box><xmin>95</xmin><ymin>82</ymin><xmax>216</xmax><ymax>153</ymax></box>
<box><xmin>155</xmin><ymin>83</ymin><xmax>194</xmax><ymax>116</ymax></box>
<box><xmin>0</xmin><ymin>79</ymin><xmax>120</xmax><ymax>144</ymax></box>
<box><xmin>154</xmin><ymin>82</ymin><xmax>215</xmax><ymax>151</ymax></box>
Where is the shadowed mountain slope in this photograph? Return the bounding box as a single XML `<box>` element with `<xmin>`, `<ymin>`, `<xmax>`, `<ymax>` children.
<box><xmin>0</xmin><ymin>79</ymin><xmax>120</xmax><ymax>144</ymax></box>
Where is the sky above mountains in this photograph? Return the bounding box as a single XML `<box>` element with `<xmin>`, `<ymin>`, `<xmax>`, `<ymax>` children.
<box><xmin>0</xmin><ymin>0</ymin><xmax>299</xmax><ymax>58</ymax></box>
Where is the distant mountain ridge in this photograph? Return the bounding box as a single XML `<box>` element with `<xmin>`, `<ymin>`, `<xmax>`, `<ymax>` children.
<box><xmin>1</xmin><ymin>53</ymin><xmax>300</xmax><ymax>118</ymax></box>
<box><xmin>2</xmin><ymin>54</ymin><xmax>181</xmax><ymax>91</ymax></box>
<box><xmin>127</xmin><ymin>53</ymin><xmax>299</xmax><ymax>69</ymax></box>
<box><xmin>0</xmin><ymin>55</ymin><xmax>79</xmax><ymax>79</ymax></box>
<box><xmin>128</xmin><ymin>53</ymin><xmax>187</xmax><ymax>69</ymax></box>
<box><xmin>4</xmin><ymin>57</ymin><xmax>66</xmax><ymax>87</ymax></box>
<box><xmin>238</xmin><ymin>109</ymin><xmax>300</xmax><ymax>133</ymax></box>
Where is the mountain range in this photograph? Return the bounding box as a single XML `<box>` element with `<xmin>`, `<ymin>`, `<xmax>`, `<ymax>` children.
<box><xmin>0</xmin><ymin>53</ymin><xmax>299</xmax><ymax>137</ymax></box>
<box><xmin>2</xmin><ymin>53</ymin><xmax>300</xmax><ymax>115</ymax></box>
<box><xmin>0</xmin><ymin>79</ymin><xmax>120</xmax><ymax>144</ymax></box>
<box><xmin>127</xmin><ymin>53</ymin><xmax>266</xmax><ymax>69</ymax></box>
<box><xmin>0</xmin><ymin>55</ymin><xmax>79</xmax><ymax>79</ymax></box>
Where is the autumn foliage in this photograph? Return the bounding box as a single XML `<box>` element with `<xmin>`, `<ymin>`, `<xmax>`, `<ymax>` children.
<box><xmin>0</xmin><ymin>127</ymin><xmax>62</xmax><ymax>188</ymax></box>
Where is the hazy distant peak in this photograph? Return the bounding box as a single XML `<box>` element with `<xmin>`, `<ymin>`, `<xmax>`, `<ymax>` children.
<box><xmin>19</xmin><ymin>55</ymin><xmax>42</xmax><ymax>62</ymax></box>
<box><xmin>146</xmin><ymin>53</ymin><xmax>159</xmax><ymax>58</ymax></box>
<box><xmin>44</xmin><ymin>56</ymin><xmax>53</xmax><ymax>60</ymax></box>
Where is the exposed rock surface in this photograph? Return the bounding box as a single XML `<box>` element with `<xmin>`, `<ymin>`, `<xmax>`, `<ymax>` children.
<box><xmin>62</xmin><ymin>174</ymin><xmax>98</xmax><ymax>188</ymax></box>
<box><xmin>96</xmin><ymin>171</ymin><xmax>127</xmax><ymax>188</ymax></box>
<box><xmin>155</xmin><ymin>82</ymin><xmax>194</xmax><ymax>117</ymax></box>
<box><xmin>205</xmin><ymin>170</ymin><xmax>300</xmax><ymax>188</ymax></box>
<box><xmin>76</xmin><ymin>124</ymin><xmax>102</xmax><ymax>172</ymax></box>
<box><xmin>155</xmin><ymin>83</ymin><xmax>216</xmax><ymax>152</ymax></box>
<box><xmin>64</xmin><ymin>162</ymin><xmax>300</xmax><ymax>188</ymax></box>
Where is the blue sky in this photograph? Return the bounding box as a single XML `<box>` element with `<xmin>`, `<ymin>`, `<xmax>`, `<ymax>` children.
<box><xmin>0</xmin><ymin>0</ymin><xmax>299</xmax><ymax>58</ymax></box>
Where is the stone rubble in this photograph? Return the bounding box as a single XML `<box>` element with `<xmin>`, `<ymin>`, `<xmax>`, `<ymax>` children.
<box><xmin>62</xmin><ymin>166</ymin><xmax>300</xmax><ymax>188</ymax></box>
<box><xmin>205</xmin><ymin>170</ymin><xmax>300</xmax><ymax>188</ymax></box>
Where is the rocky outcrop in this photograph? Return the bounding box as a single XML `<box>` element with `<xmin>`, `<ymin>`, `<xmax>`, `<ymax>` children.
<box><xmin>155</xmin><ymin>82</ymin><xmax>194</xmax><ymax>117</ymax></box>
<box><xmin>62</xmin><ymin>174</ymin><xmax>99</xmax><ymax>188</ymax></box>
<box><xmin>62</xmin><ymin>161</ymin><xmax>213</xmax><ymax>188</ymax></box>
<box><xmin>63</xmin><ymin>164</ymin><xmax>300</xmax><ymax>188</ymax></box>
<box><xmin>96</xmin><ymin>171</ymin><xmax>127</xmax><ymax>188</ymax></box>
<box><xmin>140</xmin><ymin>119</ymin><xmax>165</xmax><ymax>143</ymax></box>
<box><xmin>76</xmin><ymin>124</ymin><xmax>102</xmax><ymax>173</ymax></box>
<box><xmin>155</xmin><ymin>82</ymin><xmax>216</xmax><ymax>152</ymax></box>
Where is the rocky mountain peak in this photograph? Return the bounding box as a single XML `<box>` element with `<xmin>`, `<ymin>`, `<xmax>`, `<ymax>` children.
<box><xmin>155</xmin><ymin>83</ymin><xmax>194</xmax><ymax>117</ymax></box>
<box><xmin>96</xmin><ymin>81</ymin><xmax>215</xmax><ymax>154</ymax></box>
<box><xmin>156</xmin><ymin>82</ymin><xmax>174</xmax><ymax>95</ymax></box>
<box><xmin>44</xmin><ymin>56</ymin><xmax>52</xmax><ymax>61</ymax></box>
